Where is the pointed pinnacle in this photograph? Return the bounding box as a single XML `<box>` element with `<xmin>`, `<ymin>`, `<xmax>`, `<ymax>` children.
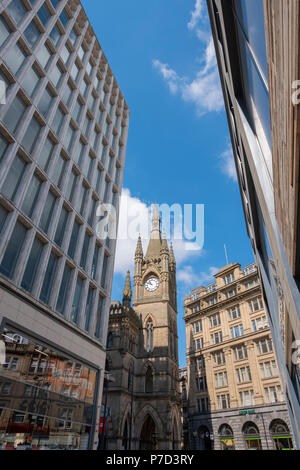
<box><xmin>135</xmin><ymin>235</ymin><xmax>143</xmax><ymax>257</ymax></box>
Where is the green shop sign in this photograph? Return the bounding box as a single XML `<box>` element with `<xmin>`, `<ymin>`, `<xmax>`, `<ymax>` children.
<box><xmin>239</xmin><ymin>409</ymin><xmax>255</xmax><ymax>415</ymax></box>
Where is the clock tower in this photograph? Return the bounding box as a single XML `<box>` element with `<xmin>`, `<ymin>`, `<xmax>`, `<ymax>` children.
<box><xmin>104</xmin><ymin>204</ymin><xmax>181</xmax><ymax>450</ymax></box>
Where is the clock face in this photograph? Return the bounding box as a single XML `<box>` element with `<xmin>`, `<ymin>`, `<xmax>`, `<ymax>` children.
<box><xmin>145</xmin><ymin>277</ymin><xmax>159</xmax><ymax>292</ymax></box>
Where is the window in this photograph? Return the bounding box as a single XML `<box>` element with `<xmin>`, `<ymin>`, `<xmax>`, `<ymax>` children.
<box><xmin>50</xmin><ymin>24</ymin><xmax>61</xmax><ymax>47</ymax></box>
<box><xmin>69</xmin><ymin>28</ymin><xmax>78</xmax><ymax>46</ymax></box>
<box><xmin>233</xmin><ymin>344</ymin><xmax>248</xmax><ymax>361</ymax></box>
<box><xmin>74</xmin><ymin>99</ymin><xmax>83</xmax><ymax>122</ymax></box>
<box><xmin>260</xmin><ymin>360</ymin><xmax>278</xmax><ymax>378</ymax></box>
<box><xmin>230</xmin><ymin>324</ymin><xmax>244</xmax><ymax>339</ymax></box>
<box><xmin>0</xmin><ymin>16</ymin><xmax>11</xmax><ymax>47</ymax></box>
<box><xmin>71</xmin><ymin>275</ymin><xmax>83</xmax><ymax>324</ymax></box>
<box><xmin>211</xmin><ymin>331</ymin><xmax>223</xmax><ymax>345</ymax></box>
<box><xmin>209</xmin><ymin>313</ymin><xmax>221</xmax><ymax>328</ymax></box>
<box><xmin>38</xmin><ymin>86</ymin><xmax>55</xmax><ymax>117</ymax></box>
<box><xmin>52</xmin><ymin>153</ymin><xmax>67</xmax><ymax>189</ymax></box>
<box><xmin>227</xmin><ymin>305</ymin><xmax>241</xmax><ymax>321</ymax></box>
<box><xmin>78</xmin><ymin>45</ymin><xmax>86</xmax><ymax>61</ymax></box>
<box><xmin>196</xmin><ymin>376</ymin><xmax>207</xmax><ymax>391</ymax></box>
<box><xmin>65</xmin><ymin>168</ymin><xmax>78</xmax><ymax>203</ymax></box>
<box><xmin>21</xmin><ymin>237</ymin><xmax>44</xmax><ymax>292</ymax></box>
<box><xmin>95</xmin><ymin>166</ymin><xmax>102</xmax><ymax>194</ymax></box>
<box><xmin>252</xmin><ymin>316</ymin><xmax>268</xmax><ymax>332</ymax></box>
<box><xmin>146</xmin><ymin>320</ymin><xmax>154</xmax><ymax>352</ymax></box>
<box><xmin>84</xmin><ymin>155</ymin><xmax>94</xmax><ymax>181</ymax></box>
<box><xmin>3</xmin><ymin>94</ymin><xmax>27</xmax><ymax>134</ymax></box>
<box><xmin>80</xmin><ymin>77</ymin><xmax>89</xmax><ymax>98</ymax></box>
<box><xmin>94</xmin><ymin>294</ymin><xmax>104</xmax><ymax>338</ymax></box>
<box><xmin>21</xmin><ymin>116</ymin><xmax>42</xmax><ymax>154</ymax></box>
<box><xmin>223</xmin><ymin>273</ymin><xmax>234</xmax><ymax>285</ymax></box>
<box><xmin>215</xmin><ymin>371</ymin><xmax>228</xmax><ymax>388</ymax></box>
<box><xmin>56</xmin><ymin>263</ymin><xmax>72</xmax><ymax>314</ymax></box>
<box><xmin>88</xmin><ymin>197</ymin><xmax>97</xmax><ymax>228</ymax></box>
<box><xmin>39</xmin><ymin>251</ymin><xmax>58</xmax><ymax>303</ymax></box>
<box><xmin>198</xmin><ymin>397</ymin><xmax>210</xmax><ymax>414</ymax></box>
<box><xmin>71</xmin><ymin>61</ymin><xmax>80</xmax><ymax>82</ymax></box>
<box><xmin>59</xmin><ymin>9</ymin><xmax>69</xmax><ymax>28</ymax></box>
<box><xmin>64</xmin><ymin>122</ymin><xmax>76</xmax><ymax>152</ymax></box>
<box><xmin>207</xmin><ymin>296</ymin><xmax>217</xmax><ymax>306</ymax></box>
<box><xmin>80</xmin><ymin>232</ymin><xmax>91</xmax><ymax>271</ymax></box>
<box><xmin>21</xmin><ymin>174</ymin><xmax>43</xmax><ymax>218</ymax></box>
<box><xmin>49</xmin><ymin>62</ymin><xmax>64</xmax><ymax>89</ymax></box>
<box><xmin>73</xmin><ymin>139</ymin><xmax>86</xmax><ymax>167</ymax></box>
<box><xmin>68</xmin><ymin>219</ymin><xmax>80</xmax><ymax>259</ymax></box>
<box><xmin>37</xmin><ymin>136</ymin><xmax>55</xmax><ymax>171</ymax></box>
<box><xmin>0</xmin><ymin>221</ymin><xmax>27</xmax><ymax>278</ymax></box>
<box><xmin>248</xmin><ymin>297</ymin><xmax>263</xmax><ymax>313</ymax></box>
<box><xmin>62</xmin><ymin>81</ymin><xmax>73</xmax><ymax>107</ymax></box>
<box><xmin>193</xmin><ymin>337</ymin><xmax>204</xmax><ymax>351</ymax></box>
<box><xmin>101</xmin><ymin>253</ymin><xmax>109</xmax><ymax>289</ymax></box>
<box><xmin>52</xmin><ymin>105</ymin><xmax>65</xmax><ymax>135</ymax></box>
<box><xmin>264</xmin><ymin>386</ymin><xmax>283</xmax><ymax>404</ymax></box>
<box><xmin>226</xmin><ymin>288</ymin><xmax>237</xmax><ymax>299</ymax></box>
<box><xmin>39</xmin><ymin>190</ymin><xmax>56</xmax><ymax>233</ymax></box>
<box><xmin>239</xmin><ymin>390</ymin><xmax>255</xmax><ymax>407</ymax></box>
<box><xmin>0</xmin><ymin>205</ymin><xmax>8</xmax><ymax>233</ymax></box>
<box><xmin>1</xmin><ymin>154</ymin><xmax>27</xmax><ymax>201</ymax></box>
<box><xmin>0</xmin><ymin>134</ymin><xmax>9</xmax><ymax>164</ymax></box>
<box><xmin>256</xmin><ymin>338</ymin><xmax>273</xmax><ymax>355</ymax></box>
<box><xmin>236</xmin><ymin>366</ymin><xmax>252</xmax><ymax>383</ymax></box>
<box><xmin>37</xmin><ymin>3</ymin><xmax>52</xmax><ymax>26</ymax></box>
<box><xmin>196</xmin><ymin>356</ymin><xmax>205</xmax><ymax>370</ymax></box>
<box><xmin>36</xmin><ymin>42</ymin><xmax>52</xmax><ymax>69</ymax></box>
<box><xmin>60</xmin><ymin>43</ymin><xmax>71</xmax><ymax>65</ymax></box>
<box><xmin>213</xmin><ymin>350</ymin><xmax>226</xmax><ymax>365</ymax></box>
<box><xmin>24</xmin><ymin>21</ymin><xmax>40</xmax><ymax>49</ymax></box>
<box><xmin>85</xmin><ymin>285</ymin><xmax>95</xmax><ymax>332</ymax></box>
<box><xmin>91</xmin><ymin>243</ymin><xmax>100</xmax><ymax>280</ymax></box>
<box><xmin>5</xmin><ymin>42</ymin><xmax>27</xmax><ymax>75</ymax></box>
<box><xmin>217</xmin><ymin>394</ymin><xmax>230</xmax><ymax>410</ymax></box>
<box><xmin>83</xmin><ymin>114</ymin><xmax>91</xmax><ymax>138</ymax></box>
<box><xmin>192</xmin><ymin>320</ymin><xmax>202</xmax><ymax>334</ymax></box>
<box><xmin>54</xmin><ymin>206</ymin><xmax>69</xmax><ymax>246</ymax></box>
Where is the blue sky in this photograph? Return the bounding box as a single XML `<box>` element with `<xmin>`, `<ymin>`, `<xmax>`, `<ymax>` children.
<box><xmin>82</xmin><ymin>0</ymin><xmax>254</xmax><ymax>367</ymax></box>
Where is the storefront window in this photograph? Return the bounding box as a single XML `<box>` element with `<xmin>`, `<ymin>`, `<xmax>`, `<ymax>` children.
<box><xmin>0</xmin><ymin>327</ymin><xmax>97</xmax><ymax>450</ymax></box>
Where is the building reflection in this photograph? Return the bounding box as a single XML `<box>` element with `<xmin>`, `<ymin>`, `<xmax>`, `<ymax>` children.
<box><xmin>0</xmin><ymin>328</ymin><xmax>96</xmax><ymax>450</ymax></box>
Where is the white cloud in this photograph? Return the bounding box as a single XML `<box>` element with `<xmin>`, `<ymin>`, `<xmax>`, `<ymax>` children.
<box><xmin>219</xmin><ymin>146</ymin><xmax>238</xmax><ymax>181</ymax></box>
<box><xmin>113</xmin><ymin>189</ymin><xmax>205</xmax><ymax>274</ymax></box>
<box><xmin>177</xmin><ymin>265</ymin><xmax>219</xmax><ymax>286</ymax></box>
<box><xmin>153</xmin><ymin>4</ymin><xmax>224</xmax><ymax>117</ymax></box>
<box><xmin>187</xmin><ymin>0</ymin><xmax>204</xmax><ymax>31</ymax></box>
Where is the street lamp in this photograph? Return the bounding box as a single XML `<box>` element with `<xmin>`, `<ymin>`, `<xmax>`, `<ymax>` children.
<box><xmin>98</xmin><ymin>371</ymin><xmax>115</xmax><ymax>450</ymax></box>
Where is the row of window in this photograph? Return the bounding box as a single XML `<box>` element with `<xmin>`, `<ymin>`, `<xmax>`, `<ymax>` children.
<box><xmin>0</xmin><ymin>215</ymin><xmax>108</xmax><ymax>337</ymax></box>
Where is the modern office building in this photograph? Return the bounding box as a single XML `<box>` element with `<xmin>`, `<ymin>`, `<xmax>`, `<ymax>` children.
<box><xmin>207</xmin><ymin>0</ymin><xmax>300</xmax><ymax>447</ymax></box>
<box><xmin>0</xmin><ymin>0</ymin><xmax>129</xmax><ymax>449</ymax></box>
<box><xmin>184</xmin><ymin>262</ymin><xmax>294</xmax><ymax>450</ymax></box>
<box><xmin>101</xmin><ymin>207</ymin><xmax>182</xmax><ymax>450</ymax></box>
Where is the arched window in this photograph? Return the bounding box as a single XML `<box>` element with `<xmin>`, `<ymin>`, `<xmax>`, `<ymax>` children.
<box><xmin>219</xmin><ymin>424</ymin><xmax>235</xmax><ymax>450</ymax></box>
<box><xmin>146</xmin><ymin>320</ymin><xmax>154</xmax><ymax>352</ymax></box>
<box><xmin>145</xmin><ymin>366</ymin><xmax>153</xmax><ymax>393</ymax></box>
<box><xmin>242</xmin><ymin>422</ymin><xmax>262</xmax><ymax>450</ymax></box>
<box><xmin>107</xmin><ymin>332</ymin><xmax>113</xmax><ymax>348</ymax></box>
<box><xmin>270</xmin><ymin>419</ymin><xmax>293</xmax><ymax>450</ymax></box>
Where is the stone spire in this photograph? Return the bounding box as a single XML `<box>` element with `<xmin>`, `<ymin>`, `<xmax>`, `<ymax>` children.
<box><xmin>135</xmin><ymin>235</ymin><xmax>143</xmax><ymax>258</ymax></box>
<box><xmin>161</xmin><ymin>232</ymin><xmax>169</xmax><ymax>256</ymax></box>
<box><xmin>123</xmin><ymin>270</ymin><xmax>132</xmax><ymax>307</ymax></box>
<box><xmin>169</xmin><ymin>242</ymin><xmax>176</xmax><ymax>268</ymax></box>
<box><xmin>145</xmin><ymin>204</ymin><xmax>162</xmax><ymax>259</ymax></box>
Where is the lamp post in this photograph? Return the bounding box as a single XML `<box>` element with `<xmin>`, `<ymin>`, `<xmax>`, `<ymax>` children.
<box><xmin>98</xmin><ymin>371</ymin><xmax>115</xmax><ymax>450</ymax></box>
<box><xmin>128</xmin><ymin>372</ymin><xmax>134</xmax><ymax>450</ymax></box>
<box><xmin>255</xmin><ymin>412</ymin><xmax>269</xmax><ymax>450</ymax></box>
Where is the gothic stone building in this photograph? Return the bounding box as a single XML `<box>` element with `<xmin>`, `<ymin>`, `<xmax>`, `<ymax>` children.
<box><xmin>103</xmin><ymin>206</ymin><xmax>182</xmax><ymax>450</ymax></box>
